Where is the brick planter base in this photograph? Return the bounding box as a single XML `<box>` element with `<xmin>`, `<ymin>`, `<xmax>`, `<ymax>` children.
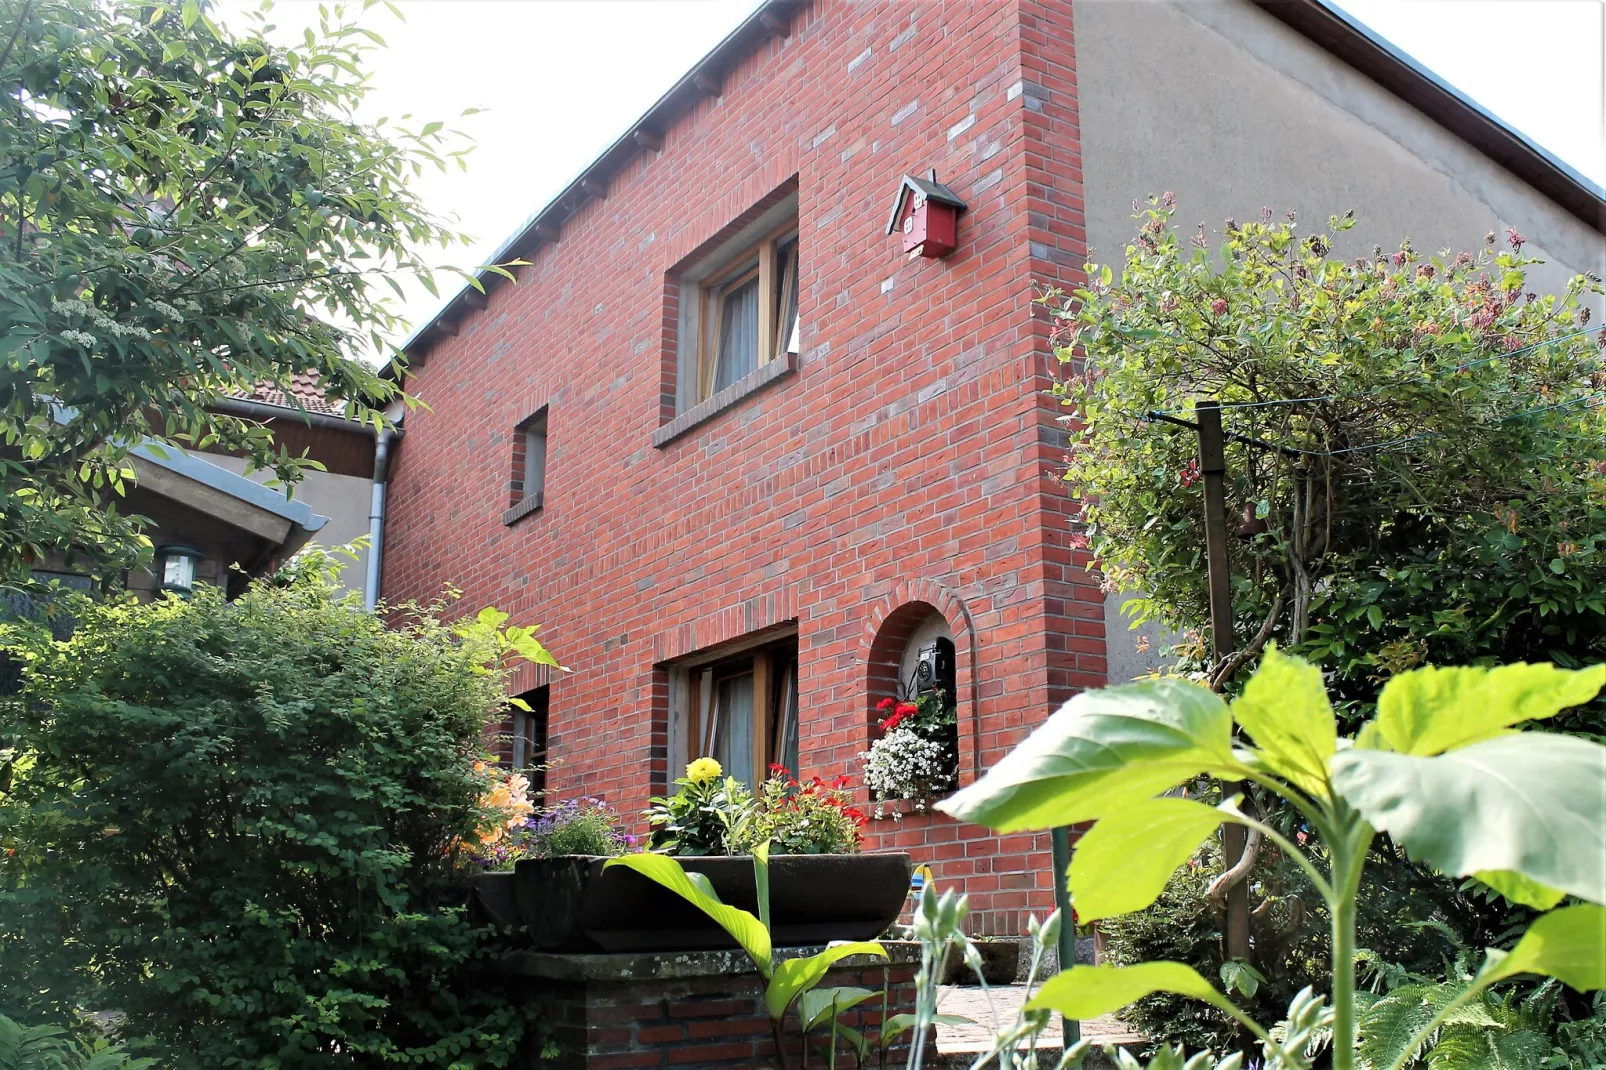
<box><xmin>498</xmin><ymin>943</ymin><xmax>923</xmax><ymax>1069</ymax></box>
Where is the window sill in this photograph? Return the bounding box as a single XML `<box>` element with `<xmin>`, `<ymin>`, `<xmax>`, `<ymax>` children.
<box><xmin>652</xmin><ymin>351</ymin><xmax>797</xmax><ymax>449</ymax></box>
<box><xmin>502</xmin><ymin>492</ymin><xmax>544</xmax><ymax>526</ymax></box>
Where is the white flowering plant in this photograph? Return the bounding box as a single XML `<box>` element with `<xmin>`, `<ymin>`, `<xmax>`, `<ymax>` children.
<box><xmin>861</xmin><ymin>690</ymin><xmax>959</xmax><ymax>811</ymax></box>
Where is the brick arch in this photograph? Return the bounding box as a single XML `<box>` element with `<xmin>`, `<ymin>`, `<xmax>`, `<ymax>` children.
<box><xmin>858</xmin><ymin>580</ymin><xmax>981</xmax><ymax>781</ymax></box>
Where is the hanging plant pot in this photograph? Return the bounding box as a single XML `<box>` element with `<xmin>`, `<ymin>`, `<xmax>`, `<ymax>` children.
<box><xmin>514</xmin><ymin>852</ymin><xmax>912</xmax><ymax>952</ymax></box>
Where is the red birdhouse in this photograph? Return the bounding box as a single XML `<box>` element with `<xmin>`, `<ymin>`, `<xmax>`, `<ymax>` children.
<box><xmin>884</xmin><ymin>170</ymin><xmax>967</xmax><ymax>259</ymax></box>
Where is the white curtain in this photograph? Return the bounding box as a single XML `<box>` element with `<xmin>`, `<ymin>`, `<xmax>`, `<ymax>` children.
<box><xmin>714</xmin><ymin>277</ymin><xmax>760</xmax><ymax>392</ymax></box>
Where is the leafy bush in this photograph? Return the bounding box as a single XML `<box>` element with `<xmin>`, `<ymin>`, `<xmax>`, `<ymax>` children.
<box><xmin>0</xmin><ymin>559</ymin><xmax>552</xmax><ymax>1068</ymax></box>
<box><xmin>1052</xmin><ymin>199</ymin><xmax>1606</xmax><ymax>729</ymax></box>
<box><xmin>730</xmin><ymin>767</ymin><xmax>865</xmax><ymax>855</ymax></box>
<box><xmin>0</xmin><ymin>1013</ymin><xmax>149</xmax><ymax>1070</ymax></box>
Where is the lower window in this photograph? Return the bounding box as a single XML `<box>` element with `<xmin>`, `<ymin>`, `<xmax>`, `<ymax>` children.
<box><xmin>674</xmin><ymin>634</ymin><xmax>799</xmax><ymax>785</ymax></box>
<box><xmin>510</xmin><ymin>685</ymin><xmax>549</xmax><ymax>799</ymax></box>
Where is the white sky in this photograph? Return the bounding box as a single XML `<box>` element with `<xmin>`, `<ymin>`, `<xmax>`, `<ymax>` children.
<box><xmin>217</xmin><ymin>0</ymin><xmax>1606</xmax><ymax>340</ymax></box>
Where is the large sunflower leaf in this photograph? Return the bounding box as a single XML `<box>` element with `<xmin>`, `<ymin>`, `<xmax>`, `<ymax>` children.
<box><xmin>1372</xmin><ymin>663</ymin><xmax>1606</xmax><ymax>756</ymax></box>
<box><xmin>1069</xmin><ymin>797</ymin><xmax>1230</xmax><ymax>923</ymax></box>
<box><xmin>1026</xmin><ymin>963</ymin><xmax>1237</xmax><ymax>1020</ymax></box>
<box><xmin>937</xmin><ymin>680</ymin><xmax>1235</xmax><ymax>832</ymax></box>
<box><xmin>1230</xmin><ymin>646</ymin><xmax>1336</xmax><ymax>797</ymax></box>
<box><xmin>1482</xmin><ymin>905</ymin><xmax>1606</xmax><ymax>991</ymax></box>
<box><xmin>1331</xmin><ymin>734</ymin><xmax>1606</xmax><ymax>904</ymax></box>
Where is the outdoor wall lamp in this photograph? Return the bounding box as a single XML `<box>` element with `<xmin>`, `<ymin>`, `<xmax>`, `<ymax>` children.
<box><xmin>156</xmin><ymin>544</ymin><xmax>204</xmax><ymax>596</ymax></box>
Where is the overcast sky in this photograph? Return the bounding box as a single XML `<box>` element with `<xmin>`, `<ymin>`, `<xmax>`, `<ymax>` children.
<box><xmin>218</xmin><ymin>0</ymin><xmax>1606</xmax><ymax>340</ymax></box>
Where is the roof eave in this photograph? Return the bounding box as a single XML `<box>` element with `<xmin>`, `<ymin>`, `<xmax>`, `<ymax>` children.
<box><xmin>1253</xmin><ymin>0</ymin><xmax>1606</xmax><ymax>235</ymax></box>
<box><xmin>394</xmin><ymin>0</ymin><xmax>804</xmax><ymax>371</ymax></box>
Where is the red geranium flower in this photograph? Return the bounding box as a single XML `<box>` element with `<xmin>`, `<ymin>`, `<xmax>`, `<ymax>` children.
<box><xmin>876</xmin><ymin>697</ymin><xmax>897</xmax><ymax>712</ymax></box>
<box><xmin>895</xmin><ymin>702</ymin><xmax>918</xmax><ymax>717</ymax></box>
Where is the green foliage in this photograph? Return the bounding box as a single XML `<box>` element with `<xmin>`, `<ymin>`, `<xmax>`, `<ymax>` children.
<box><xmin>524</xmin><ymin>799</ymin><xmax>632</xmax><ymax>859</ymax></box>
<box><xmin>1052</xmin><ymin>199</ymin><xmax>1606</xmax><ymax>727</ymax></box>
<box><xmin>0</xmin><ymin>1013</ymin><xmax>150</xmax><ymax>1070</ymax></box>
<box><xmin>0</xmin><ymin>0</ymin><xmax>477</xmax><ymax>584</ymax></box>
<box><xmin>1097</xmin><ymin>838</ymin><xmax>1329</xmax><ymax>1055</ymax></box>
<box><xmin>0</xmin><ymin>563</ymin><xmax>543</xmax><ymax>1068</ymax></box>
<box><xmin>938</xmin><ymin>649</ymin><xmax>1606</xmax><ymax>1070</ymax></box>
<box><xmin>646</xmin><ymin>768</ymin><xmax>757</xmax><ymax>856</ymax></box>
<box><xmin>603</xmin><ymin>845</ymin><xmax>886</xmax><ymax>1070</ymax></box>
<box><xmin>730</xmin><ymin>769</ymin><xmax>865</xmax><ymax>856</ymax></box>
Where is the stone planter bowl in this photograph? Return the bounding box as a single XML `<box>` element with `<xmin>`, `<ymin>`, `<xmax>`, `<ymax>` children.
<box><xmin>514</xmin><ymin>852</ymin><xmax>912</xmax><ymax>952</ymax></box>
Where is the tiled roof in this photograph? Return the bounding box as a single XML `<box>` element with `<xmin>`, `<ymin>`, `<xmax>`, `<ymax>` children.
<box><xmin>233</xmin><ymin>369</ymin><xmax>346</xmax><ymax>416</ymax></box>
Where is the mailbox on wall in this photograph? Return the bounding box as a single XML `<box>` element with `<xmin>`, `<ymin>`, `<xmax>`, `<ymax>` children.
<box><xmin>884</xmin><ymin>170</ymin><xmax>967</xmax><ymax>259</ymax></box>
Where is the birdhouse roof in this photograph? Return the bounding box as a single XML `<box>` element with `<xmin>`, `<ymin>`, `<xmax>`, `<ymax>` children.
<box><xmin>883</xmin><ymin>174</ymin><xmax>968</xmax><ymax>236</ymax></box>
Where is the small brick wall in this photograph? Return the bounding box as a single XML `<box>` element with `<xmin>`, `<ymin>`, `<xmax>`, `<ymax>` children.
<box><xmin>500</xmin><ymin>947</ymin><xmax>921</xmax><ymax>1070</ymax></box>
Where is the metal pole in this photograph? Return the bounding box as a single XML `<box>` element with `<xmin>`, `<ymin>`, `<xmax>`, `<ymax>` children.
<box><xmin>1197</xmin><ymin>401</ymin><xmax>1251</xmax><ymax>965</ymax></box>
<box><xmin>1051</xmin><ymin>826</ymin><xmax>1081</xmax><ymax>1048</ymax></box>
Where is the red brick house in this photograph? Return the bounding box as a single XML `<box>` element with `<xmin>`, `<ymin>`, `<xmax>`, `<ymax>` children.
<box><xmin>379</xmin><ymin>0</ymin><xmax>1606</xmax><ymax>936</ymax></box>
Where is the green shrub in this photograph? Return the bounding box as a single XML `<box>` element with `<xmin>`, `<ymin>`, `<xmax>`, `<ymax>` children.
<box><xmin>0</xmin><ymin>1012</ymin><xmax>150</xmax><ymax>1070</ymax></box>
<box><xmin>0</xmin><ymin>559</ymin><xmax>549</xmax><ymax>1068</ymax></box>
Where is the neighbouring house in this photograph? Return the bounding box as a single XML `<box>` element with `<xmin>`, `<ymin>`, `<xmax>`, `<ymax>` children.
<box><xmin>202</xmin><ymin>372</ymin><xmax>395</xmax><ymax>604</ymax></box>
<box><xmin>377</xmin><ymin>0</ymin><xmax>1606</xmax><ymax>937</ymax></box>
<box><xmin>17</xmin><ymin>373</ymin><xmax>386</xmax><ymax>610</ymax></box>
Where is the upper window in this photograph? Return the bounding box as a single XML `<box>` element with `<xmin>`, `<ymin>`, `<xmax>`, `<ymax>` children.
<box><xmin>669</xmin><ymin>191</ymin><xmax>800</xmax><ymax>422</ymax></box>
<box><xmin>503</xmin><ymin>407</ymin><xmax>548</xmax><ymax>525</ymax></box>
<box><xmin>698</xmin><ymin>230</ymin><xmax>799</xmax><ymax>401</ymax></box>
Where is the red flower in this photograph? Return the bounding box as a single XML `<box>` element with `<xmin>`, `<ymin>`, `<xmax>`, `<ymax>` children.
<box><xmin>879</xmin><ymin>711</ymin><xmax>907</xmax><ymax>732</ymax></box>
<box><xmin>876</xmin><ymin>697</ymin><xmax>897</xmax><ymax>712</ymax></box>
<box><xmin>768</xmin><ymin>763</ymin><xmax>790</xmax><ymax>776</ymax></box>
<box><xmin>895</xmin><ymin>702</ymin><xmax>918</xmax><ymax>717</ymax></box>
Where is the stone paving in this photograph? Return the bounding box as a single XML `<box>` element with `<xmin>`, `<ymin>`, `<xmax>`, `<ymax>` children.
<box><xmin>935</xmin><ymin>984</ymin><xmax>1145</xmax><ymax>1054</ymax></box>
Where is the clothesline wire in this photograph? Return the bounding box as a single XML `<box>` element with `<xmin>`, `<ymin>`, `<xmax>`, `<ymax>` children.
<box><xmin>1143</xmin><ymin>325</ymin><xmax>1602</xmax><ymax>416</ymax></box>
<box><xmin>1143</xmin><ymin>387</ymin><xmax>1606</xmax><ymax>460</ymax></box>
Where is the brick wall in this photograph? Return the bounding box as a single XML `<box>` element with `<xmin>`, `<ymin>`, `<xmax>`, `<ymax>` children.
<box><xmin>514</xmin><ymin>956</ymin><xmax>919</xmax><ymax>1070</ymax></box>
<box><xmin>383</xmin><ymin>0</ymin><xmax>1095</xmax><ymax>933</ymax></box>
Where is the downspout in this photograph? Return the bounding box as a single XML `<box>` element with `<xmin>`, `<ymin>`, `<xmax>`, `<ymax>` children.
<box><xmin>364</xmin><ymin>421</ymin><xmax>399</xmax><ymax>611</ymax></box>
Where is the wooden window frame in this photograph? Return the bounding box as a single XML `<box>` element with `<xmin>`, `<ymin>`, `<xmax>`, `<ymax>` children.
<box><xmin>692</xmin><ymin>220</ymin><xmax>800</xmax><ymax>405</ymax></box>
<box><xmin>682</xmin><ymin>635</ymin><xmax>799</xmax><ymax>783</ymax></box>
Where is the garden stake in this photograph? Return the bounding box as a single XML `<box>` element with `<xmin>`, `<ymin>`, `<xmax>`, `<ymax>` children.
<box><xmin>1195</xmin><ymin>399</ymin><xmax>1252</xmax><ymax>968</ymax></box>
<box><xmin>1049</xmin><ymin>826</ymin><xmax>1080</xmax><ymax>1050</ymax></box>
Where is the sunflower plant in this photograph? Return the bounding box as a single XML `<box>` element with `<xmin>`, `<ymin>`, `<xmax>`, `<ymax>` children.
<box><xmin>938</xmin><ymin>649</ymin><xmax>1606</xmax><ymax>1070</ymax></box>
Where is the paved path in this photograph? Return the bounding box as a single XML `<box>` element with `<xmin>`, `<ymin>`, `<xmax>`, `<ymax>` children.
<box><xmin>935</xmin><ymin>985</ymin><xmax>1144</xmax><ymax>1054</ymax></box>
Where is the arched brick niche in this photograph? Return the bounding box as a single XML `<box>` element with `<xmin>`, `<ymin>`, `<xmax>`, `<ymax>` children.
<box><xmin>859</xmin><ymin>580</ymin><xmax>980</xmax><ymax>781</ymax></box>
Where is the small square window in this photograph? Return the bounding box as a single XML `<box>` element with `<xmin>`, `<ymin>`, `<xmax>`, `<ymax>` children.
<box><xmin>503</xmin><ymin>408</ymin><xmax>548</xmax><ymax>525</ymax></box>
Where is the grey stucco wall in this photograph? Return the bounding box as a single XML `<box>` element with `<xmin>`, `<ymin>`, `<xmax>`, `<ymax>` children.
<box><xmin>1071</xmin><ymin>0</ymin><xmax>1606</xmax><ymax>673</ymax></box>
<box><xmin>201</xmin><ymin>453</ymin><xmax>373</xmax><ymax>596</ymax></box>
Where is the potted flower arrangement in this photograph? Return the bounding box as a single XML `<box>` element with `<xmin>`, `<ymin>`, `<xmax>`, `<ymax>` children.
<box><xmin>464</xmin><ymin>763</ymin><xmax>633</xmax><ymax>931</ymax></box>
<box><xmin>861</xmin><ymin>690</ymin><xmax>958</xmax><ymax>815</ymax></box>
<box><xmin>513</xmin><ymin>758</ymin><xmax>911</xmax><ymax>952</ymax></box>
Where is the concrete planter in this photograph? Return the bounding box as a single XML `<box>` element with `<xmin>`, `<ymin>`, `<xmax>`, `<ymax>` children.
<box><xmin>514</xmin><ymin>852</ymin><xmax>912</xmax><ymax>952</ymax></box>
<box><xmin>467</xmin><ymin>871</ymin><xmax>521</xmax><ymax>932</ymax></box>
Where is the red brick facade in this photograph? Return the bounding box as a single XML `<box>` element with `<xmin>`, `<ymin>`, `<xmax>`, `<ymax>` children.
<box><xmin>383</xmin><ymin>0</ymin><xmax>1099</xmax><ymax>935</ymax></box>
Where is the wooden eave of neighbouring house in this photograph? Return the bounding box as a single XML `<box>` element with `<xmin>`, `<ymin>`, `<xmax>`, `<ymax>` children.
<box><xmin>393</xmin><ymin>0</ymin><xmax>1606</xmax><ymax>377</ymax></box>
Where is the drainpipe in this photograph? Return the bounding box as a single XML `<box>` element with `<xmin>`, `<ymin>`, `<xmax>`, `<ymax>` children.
<box><xmin>364</xmin><ymin>423</ymin><xmax>398</xmax><ymax>611</ymax></box>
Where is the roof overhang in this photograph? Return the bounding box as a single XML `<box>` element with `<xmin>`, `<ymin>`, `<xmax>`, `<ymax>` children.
<box><xmin>397</xmin><ymin>0</ymin><xmax>1605</xmax><ymax>370</ymax></box>
<box><xmin>130</xmin><ymin>442</ymin><xmax>329</xmax><ymax>561</ymax></box>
